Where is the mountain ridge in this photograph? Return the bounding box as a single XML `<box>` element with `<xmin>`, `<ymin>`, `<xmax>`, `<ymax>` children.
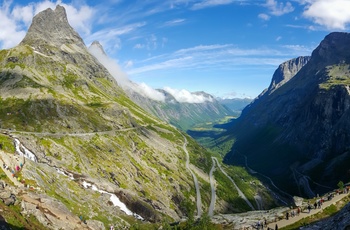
<box><xmin>224</xmin><ymin>32</ymin><xmax>350</xmax><ymax>198</ymax></box>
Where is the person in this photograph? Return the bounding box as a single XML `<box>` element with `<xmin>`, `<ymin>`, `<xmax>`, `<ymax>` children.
<box><xmin>314</xmin><ymin>202</ymin><xmax>317</xmax><ymax>209</ymax></box>
<box><xmin>286</xmin><ymin>212</ymin><xmax>289</xmax><ymax>220</ymax></box>
<box><xmin>110</xmin><ymin>225</ymin><xmax>114</xmax><ymax>230</ymax></box>
<box><xmin>275</xmin><ymin>224</ymin><xmax>278</xmax><ymax>230</ymax></box>
<box><xmin>308</xmin><ymin>204</ymin><xmax>311</xmax><ymax>213</ymax></box>
<box><xmin>297</xmin><ymin>207</ymin><xmax>301</xmax><ymax>215</ymax></box>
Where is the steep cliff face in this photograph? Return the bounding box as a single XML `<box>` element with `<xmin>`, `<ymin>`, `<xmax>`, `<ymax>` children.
<box><xmin>225</xmin><ymin>32</ymin><xmax>350</xmax><ymax>198</ymax></box>
<box><xmin>267</xmin><ymin>56</ymin><xmax>311</xmax><ymax>94</ymax></box>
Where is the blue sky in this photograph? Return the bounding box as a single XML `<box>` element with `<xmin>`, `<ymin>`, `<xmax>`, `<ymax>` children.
<box><xmin>1</xmin><ymin>0</ymin><xmax>350</xmax><ymax>99</ymax></box>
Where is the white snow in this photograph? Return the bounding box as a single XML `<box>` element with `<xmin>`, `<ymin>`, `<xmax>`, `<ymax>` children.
<box><xmin>82</xmin><ymin>181</ymin><xmax>143</xmax><ymax>220</ymax></box>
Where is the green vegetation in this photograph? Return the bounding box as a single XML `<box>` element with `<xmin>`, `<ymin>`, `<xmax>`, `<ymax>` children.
<box><xmin>319</xmin><ymin>64</ymin><xmax>350</xmax><ymax>90</ymax></box>
<box><xmin>0</xmin><ymin>134</ymin><xmax>15</xmax><ymax>153</ymax></box>
<box><xmin>0</xmin><ymin>199</ymin><xmax>47</xmax><ymax>229</ymax></box>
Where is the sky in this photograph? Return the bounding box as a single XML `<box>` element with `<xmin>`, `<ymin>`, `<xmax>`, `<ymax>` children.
<box><xmin>1</xmin><ymin>0</ymin><xmax>350</xmax><ymax>100</ymax></box>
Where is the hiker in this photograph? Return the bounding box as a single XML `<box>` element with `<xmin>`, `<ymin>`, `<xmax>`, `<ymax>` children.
<box><xmin>286</xmin><ymin>212</ymin><xmax>289</xmax><ymax>220</ymax></box>
<box><xmin>297</xmin><ymin>207</ymin><xmax>301</xmax><ymax>215</ymax></box>
<box><xmin>307</xmin><ymin>204</ymin><xmax>311</xmax><ymax>213</ymax></box>
<box><xmin>313</xmin><ymin>202</ymin><xmax>317</xmax><ymax>209</ymax></box>
<box><xmin>275</xmin><ymin>224</ymin><xmax>278</xmax><ymax>230</ymax></box>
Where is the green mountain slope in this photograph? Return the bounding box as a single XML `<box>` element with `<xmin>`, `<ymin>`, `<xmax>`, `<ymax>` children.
<box><xmin>0</xmin><ymin>5</ymin><xmax>276</xmax><ymax>229</ymax></box>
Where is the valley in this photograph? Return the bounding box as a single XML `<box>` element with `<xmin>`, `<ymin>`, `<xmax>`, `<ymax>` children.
<box><xmin>0</xmin><ymin>4</ymin><xmax>349</xmax><ymax>230</ymax></box>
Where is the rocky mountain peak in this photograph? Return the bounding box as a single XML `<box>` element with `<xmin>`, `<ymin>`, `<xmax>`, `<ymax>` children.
<box><xmin>267</xmin><ymin>56</ymin><xmax>310</xmax><ymax>94</ymax></box>
<box><xmin>89</xmin><ymin>41</ymin><xmax>107</xmax><ymax>56</ymax></box>
<box><xmin>311</xmin><ymin>32</ymin><xmax>350</xmax><ymax>66</ymax></box>
<box><xmin>20</xmin><ymin>5</ymin><xmax>85</xmax><ymax>49</ymax></box>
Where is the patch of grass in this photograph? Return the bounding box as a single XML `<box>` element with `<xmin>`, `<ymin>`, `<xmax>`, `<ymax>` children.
<box><xmin>0</xmin><ymin>134</ymin><xmax>15</xmax><ymax>153</ymax></box>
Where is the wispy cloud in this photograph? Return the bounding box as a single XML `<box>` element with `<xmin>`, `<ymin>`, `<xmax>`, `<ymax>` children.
<box><xmin>258</xmin><ymin>13</ymin><xmax>270</xmax><ymax>21</ymax></box>
<box><xmin>264</xmin><ymin>0</ymin><xmax>294</xmax><ymax>16</ymax></box>
<box><xmin>164</xmin><ymin>87</ymin><xmax>213</xmax><ymax>103</ymax></box>
<box><xmin>191</xmin><ymin>0</ymin><xmax>235</xmax><ymax>10</ymax></box>
<box><xmin>85</xmin><ymin>22</ymin><xmax>146</xmax><ymax>51</ymax></box>
<box><xmin>127</xmin><ymin>43</ymin><xmax>313</xmax><ymax>76</ymax></box>
<box><xmin>161</xmin><ymin>18</ymin><xmax>186</xmax><ymax>27</ymax></box>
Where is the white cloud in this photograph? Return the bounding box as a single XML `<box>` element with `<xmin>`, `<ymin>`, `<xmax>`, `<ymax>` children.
<box><xmin>276</xmin><ymin>36</ymin><xmax>282</xmax><ymax>41</ymax></box>
<box><xmin>134</xmin><ymin>43</ymin><xmax>144</xmax><ymax>49</ymax></box>
<box><xmin>264</xmin><ymin>0</ymin><xmax>294</xmax><ymax>16</ymax></box>
<box><xmin>303</xmin><ymin>0</ymin><xmax>350</xmax><ymax>30</ymax></box>
<box><xmin>258</xmin><ymin>13</ymin><xmax>270</xmax><ymax>21</ymax></box>
<box><xmin>164</xmin><ymin>87</ymin><xmax>213</xmax><ymax>103</ymax></box>
<box><xmin>191</xmin><ymin>0</ymin><xmax>235</xmax><ymax>10</ymax></box>
<box><xmin>162</xmin><ymin>18</ymin><xmax>186</xmax><ymax>27</ymax></box>
<box><xmin>86</xmin><ymin>22</ymin><xmax>146</xmax><ymax>52</ymax></box>
<box><xmin>0</xmin><ymin>1</ymin><xmax>26</xmax><ymax>48</ymax></box>
<box><xmin>88</xmin><ymin>42</ymin><xmax>165</xmax><ymax>102</ymax></box>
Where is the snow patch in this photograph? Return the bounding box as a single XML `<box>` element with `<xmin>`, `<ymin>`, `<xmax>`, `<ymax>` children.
<box><xmin>82</xmin><ymin>181</ymin><xmax>143</xmax><ymax>220</ymax></box>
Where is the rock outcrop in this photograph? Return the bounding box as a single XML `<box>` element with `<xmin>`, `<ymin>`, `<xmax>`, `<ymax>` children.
<box><xmin>20</xmin><ymin>5</ymin><xmax>85</xmax><ymax>50</ymax></box>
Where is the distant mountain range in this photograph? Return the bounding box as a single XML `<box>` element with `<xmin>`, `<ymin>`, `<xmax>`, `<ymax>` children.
<box><xmin>224</xmin><ymin>32</ymin><xmax>350</xmax><ymax>198</ymax></box>
<box><xmin>217</xmin><ymin>98</ymin><xmax>252</xmax><ymax>115</ymax></box>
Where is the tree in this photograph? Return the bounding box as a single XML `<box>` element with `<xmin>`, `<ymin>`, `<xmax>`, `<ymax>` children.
<box><xmin>337</xmin><ymin>181</ymin><xmax>344</xmax><ymax>190</ymax></box>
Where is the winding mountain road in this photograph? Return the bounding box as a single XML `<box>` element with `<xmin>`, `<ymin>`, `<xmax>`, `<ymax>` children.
<box><xmin>182</xmin><ymin>136</ymin><xmax>202</xmax><ymax>218</ymax></box>
<box><xmin>212</xmin><ymin>157</ymin><xmax>255</xmax><ymax>210</ymax></box>
<box><xmin>208</xmin><ymin>158</ymin><xmax>216</xmax><ymax>217</ymax></box>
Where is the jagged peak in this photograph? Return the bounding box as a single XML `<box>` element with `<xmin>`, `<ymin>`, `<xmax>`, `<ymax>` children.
<box><xmin>89</xmin><ymin>41</ymin><xmax>107</xmax><ymax>56</ymax></box>
<box><xmin>267</xmin><ymin>56</ymin><xmax>311</xmax><ymax>94</ymax></box>
<box><xmin>20</xmin><ymin>5</ymin><xmax>85</xmax><ymax>49</ymax></box>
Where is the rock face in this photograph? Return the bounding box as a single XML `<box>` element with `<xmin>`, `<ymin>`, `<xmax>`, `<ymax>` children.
<box><xmin>20</xmin><ymin>5</ymin><xmax>85</xmax><ymax>50</ymax></box>
<box><xmin>224</xmin><ymin>32</ymin><xmax>350</xmax><ymax>198</ymax></box>
<box><xmin>266</xmin><ymin>56</ymin><xmax>310</xmax><ymax>94</ymax></box>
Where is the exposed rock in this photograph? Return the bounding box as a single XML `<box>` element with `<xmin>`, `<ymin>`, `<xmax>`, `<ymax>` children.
<box><xmin>20</xmin><ymin>5</ymin><xmax>85</xmax><ymax>50</ymax></box>
<box><xmin>266</xmin><ymin>56</ymin><xmax>310</xmax><ymax>94</ymax></box>
<box><xmin>85</xmin><ymin>220</ymin><xmax>105</xmax><ymax>230</ymax></box>
<box><xmin>0</xmin><ymin>190</ymin><xmax>15</xmax><ymax>206</ymax></box>
<box><xmin>21</xmin><ymin>192</ymin><xmax>92</xmax><ymax>230</ymax></box>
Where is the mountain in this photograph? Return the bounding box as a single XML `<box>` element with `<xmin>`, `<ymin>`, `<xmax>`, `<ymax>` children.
<box><xmin>88</xmin><ymin>41</ymin><xmax>234</xmax><ymax>131</ymax></box>
<box><xmin>0</xmin><ymin>5</ymin><xmax>210</xmax><ymax>227</ymax></box>
<box><xmin>224</xmin><ymin>32</ymin><xmax>350</xmax><ymax>198</ymax></box>
<box><xmin>217</xmin><ymin>98</ymin><xmax>252</xmax><ymax>115</ymax></box>
<box><xmin>0</xmin><ymin>5</ymin><xmax>275</xmax><ymax>229</ymax></box>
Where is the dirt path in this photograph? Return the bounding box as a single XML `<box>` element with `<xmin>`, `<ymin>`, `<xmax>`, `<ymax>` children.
<box><xmin>267</xmin><ymin>192</ymin><xmax>350</xmax><ymax>229</ymax></box>
<box><xmin>212</xmin><ymin>157</ymin><xmax>255</xmax><ymax>211</ymax></box>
